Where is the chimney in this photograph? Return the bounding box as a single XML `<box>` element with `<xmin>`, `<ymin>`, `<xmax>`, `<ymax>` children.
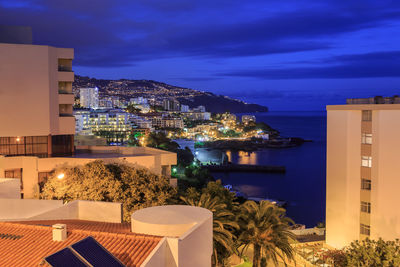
<box><xmin>52</xmin><ymin>224</ymin><xmax>67</xmax><ymax>241</ymax></box>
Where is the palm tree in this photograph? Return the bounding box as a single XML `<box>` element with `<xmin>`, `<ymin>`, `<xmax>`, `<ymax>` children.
<box><xmin>181</xmin><ymin>193</ymin><xmax>239</xmax><ymax>266</ymax></box>
<box><xmin>237</xmin><ymin>200</ymin><xmax>295</xmax><ymax>267</ymax></box>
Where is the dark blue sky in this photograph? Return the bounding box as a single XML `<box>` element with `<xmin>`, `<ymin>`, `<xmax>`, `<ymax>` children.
<box><xmin>1</xmin><ymin>0</ymin><xmax>400</xmax><ymax>110</ymax></box>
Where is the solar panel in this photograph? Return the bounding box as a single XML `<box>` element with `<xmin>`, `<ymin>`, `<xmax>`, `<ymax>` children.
<box><xmin>45</xmin><ymin>247</ymin><xmax>87</xmax><ymax>267</ymax></box>
<box><xmin>71</xmin><ymin>236</ymin><xmax>125</xmax><ymax>267</ymax></box>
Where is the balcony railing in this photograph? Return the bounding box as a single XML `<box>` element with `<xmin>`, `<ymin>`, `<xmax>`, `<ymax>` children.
<box><xmin>58</xmin><ymin>65</ymin><xmax>73</xmax><ymax>72</ymax></box>
<box><xmin>58</xmin><ymin>90</ymin><xmax>73</xmax><ymax>94</ymax></box>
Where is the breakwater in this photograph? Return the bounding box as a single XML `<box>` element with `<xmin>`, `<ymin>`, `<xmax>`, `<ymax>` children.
<box><xmin>204</xmin><ymin>164</ymin><xmax>285</xmax><ymax>173</ymax></box>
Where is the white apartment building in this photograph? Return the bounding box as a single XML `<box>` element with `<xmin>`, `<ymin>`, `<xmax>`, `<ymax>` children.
<box><xmin>326</xmin><ymin>96</ymin><xmax>400</xmax><ymax>248</ymax></box>
<box><xmin>80</xmin><ymin>87</ymin><xmax>99</xmax><ymax>109</ymax></box>
<box><xmin>0</xmin><ymin>29</ymin><xmax>177</xmax><ymax>198</ymax></box>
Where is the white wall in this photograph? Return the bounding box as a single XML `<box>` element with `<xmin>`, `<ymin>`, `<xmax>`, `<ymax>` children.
<box><xmin>0</xmin><ymin>198</ymin><xmax>63</xmax><ymax>220</ymax></box>
<box><xmin>0</xmin><ymin>178</ymin><xmax>20</xmax><ymax>199</ymax></box>
<box><xmin>0</xmin><ymin>199</ymin><xmax>122</xmax><ymax>223</ymax></box>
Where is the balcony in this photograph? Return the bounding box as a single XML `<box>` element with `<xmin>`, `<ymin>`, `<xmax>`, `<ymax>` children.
<box><xmin>58</xmin><ymin>71</ymin><xmax>74</xmax><ymax>82</ymax></box>
<box><xmin>58</xmin><ymin>94</ymin><xmax>74</xmax><ymax>105</ymax></box>
<box><xmin>58</xmin><ymin>116</ymin><xmax>75</xmax><ymax>135</ymax></box>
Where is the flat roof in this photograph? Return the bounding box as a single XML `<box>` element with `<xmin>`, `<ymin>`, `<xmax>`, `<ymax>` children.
<box><xmin>327</xmin><ymin>104</ymin><xmax>400</xmax><ymax>111</ymax></box>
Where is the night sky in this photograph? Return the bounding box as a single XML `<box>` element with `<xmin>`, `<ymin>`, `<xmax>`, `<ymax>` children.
<box><xmin>1</xmin><ymin>1</ymin><xmax>400</xmax><ymax>110</ymax></box>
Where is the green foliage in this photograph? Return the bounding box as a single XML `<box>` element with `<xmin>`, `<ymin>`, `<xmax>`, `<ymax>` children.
<box><xmin>146</xmin><ymin>132</ymin><xmax>179</xmax><ymax>152</ymax></box>
<box><xmin>237</xmin><ymin>200</ymin><xmax>295</xmax><ymax>267</ymax></box>
<box><xmin>94</xmin><ymin>130</ymin><xmax>127</xmax><ymax>144</ymax></box>
<box><xmin>322</xmin><ymin>249</ymin><xmax>347</xmax><ymax>267</ymax></box>
<box><xmin>40</xmin><ymin>160</ymin><xmax>176</xmax><ymax>222</ymax></box>
<box><xmin>344</xmin><ymin>238</ymin><xmax>400</xmax><ymax>267</ymax></box>
<box><xmin>181</xmin><ymin>182</ymin><xmax>239</xmax><ymax>266</ymax></box>
<box><xmin>176</xmin><ymin>147</ymin><xmax>194</xmax><ymax>167</ymax></box>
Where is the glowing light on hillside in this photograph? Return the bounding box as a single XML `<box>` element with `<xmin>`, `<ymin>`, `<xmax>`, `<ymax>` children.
<box><xmin>57</xmin><ymin>173</ymin><xmax>65</xmax><ymax>180</ymax></box>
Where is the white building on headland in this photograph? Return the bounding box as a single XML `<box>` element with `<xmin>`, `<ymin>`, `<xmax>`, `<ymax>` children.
<box><xmin>80</xmin><ymin>87</ymin><xmax>99</xmax><ymax>109</ymax></box>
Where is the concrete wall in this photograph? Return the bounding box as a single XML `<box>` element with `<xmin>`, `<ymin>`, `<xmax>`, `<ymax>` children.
<box><xmin>326</xmin><ymin>110</ymin><xmax>361</xmax><ymax>248</ymax></box>
<box><xmin>0</xmin><ymin>199</ymin><xmax>122</xmax><ymax>223</ymax></box>
<box><xmin>0</xmin><ymin>145</ymin><xmax>177</xmax><ymax>199</ymax></box>
<box><xmin>0</xmin><ymin>43</ymin><xmax>74</xmax><ymax>137</ymax></box>
<box><xmin>0</xmin><ymin>198</ymin><xmax>63</xmax><ymax>220</ymax></box>
<box><xmin>0</xmin><ymin>178</ymin><xmax>21</xmax><ymax>199</ymax></box>
<box><xmin>371</xmin><ymin>110</ymin><xmax>400</xmax><ymax>240</ymax></box>
<box><xmin>132</xmin><ymin>205</ymin><xmax>212</xmax><ymax>267</ymax></box>
<box><xmin>177</xmin><ymin>215</ymin><xmax>213</xmax><ymax>267</ymax></box>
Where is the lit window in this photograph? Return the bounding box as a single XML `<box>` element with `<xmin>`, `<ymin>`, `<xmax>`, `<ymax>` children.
<box><xmin>360</xmin><ymin>224</ymin><xmax>370</xmax><ymax>236</ymax></box>
<box><xmin>362</xmin><ymin>133</ymin><xmax>372</xmax><ymax>144</ymax></box>
<box><xmin>362</xmin><ymin>156</ymin><xmax>372</xmax><ymax>167</ymax></box>
<box><xmin>361</xmin><ymin>201</ymin><xmax>371</xmax><ymax>213</ymax></box>
<box><xmin>362</xmin><ymin>110</ymin><xmax>372</xmax><ymax>121</ymax></box>
<box><xmin>361</xmin><ymin>179</ymin><xmax>371</xmax><ymax>190</ymax></box>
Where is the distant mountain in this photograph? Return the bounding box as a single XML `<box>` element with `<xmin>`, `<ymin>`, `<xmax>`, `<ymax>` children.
<box><xmin>73</xmin><ymin>75</ymin><xmax>268</xmax><ymax>113</ymax></box>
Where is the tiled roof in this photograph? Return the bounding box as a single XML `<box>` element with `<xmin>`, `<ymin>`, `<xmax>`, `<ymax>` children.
<box><xmin>0</xmin><ymin>220</ymin><xmax>162</xmax><ymax>267</ymax></box>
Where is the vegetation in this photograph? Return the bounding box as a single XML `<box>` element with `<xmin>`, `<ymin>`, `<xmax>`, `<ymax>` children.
<box><xmin>323</xmin><ymin>238</ymin><xmax>400</xmax><ymax>267</ymax></box>
<box><xmin>145</xmin><ymin>132</ymin><xmax>179</xmax><ymax>151</ymax></box>
<box><xmin>237</xmin><ymin>200</ymin><xmax>295</xmax><ymax>267</ymax></box>
<box><xmin>181</xmin><ymin>181</ymin><xmax>239</xmax><ymax>266</ymax></box>
<box><xmin>93</xmin><ymin>130</ymin><xmax>127</xmax><ymax>144</ymax></box>
<box><xmin>40</xmin><ymin>160</ymin><xmax>176</xmax><ymax>222</ymax></box>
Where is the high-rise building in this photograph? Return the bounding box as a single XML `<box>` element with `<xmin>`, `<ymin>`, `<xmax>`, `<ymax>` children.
<box><xmin>0</xmin><ymin>38</ymin><xmax>75</xmax><ymax>158</ymax></box>
<box><xmin>326</xmin><ymin>96</ymin><xmax>400</xmax><ymax>248</ymax></box>
<box><xmin>163</xmin><ymin>98</ymin><xmax>180</xmax><ymax>111</ymax></box>
<box><xmin>181</xmin><ymin>104</ymin><xmax>190</xmax><ymax>112</ymax></box>
<box><xmin>80</xmin><ymin>87</ymin><xmax>99</xmax><ymax>109</ymax></box>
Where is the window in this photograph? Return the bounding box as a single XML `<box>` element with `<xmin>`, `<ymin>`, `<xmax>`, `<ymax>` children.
<box><xmin>361</xmin><ymin>201</ymin><xmax>371</xmax><ymax>213</ymax></box>
<box><xmin>360</xmin><ymin>224</ymin><xmax>370</xmax><ymax>236</ymax></box>
<box><xmin>362</xmin><ymin>133</ymin><xmax>372</xmax><ymax>144</ymax></box>
<box><xmin>361</xmin><ymin>179</ymin><xmax>371</xmax><ymax>190</ymax></box>
<box><xmin>362</xmin><ymin>110</ymin><xmax>372</xmax><ymax>121</ymax></box>
<box><xmin>0</xmin><ymin>136</ymin><xmax>48</xmax><ymax>157</ymax></box>
<box><xmin>362</xmin><ymin>156</ymin><xmax>372</xmax><ymax>167</ymax></box>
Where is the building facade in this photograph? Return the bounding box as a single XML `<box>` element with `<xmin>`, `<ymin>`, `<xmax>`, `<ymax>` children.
<box><xmin>79</xmin><ymin>87</ymin><xmax>99</xmax><ymax>109</ymax></box>
<box><xmin>0</xmin><ymin>35</ymin><xmax>177</xmax><ymax>199</ymax></box>
<box><xmin>0</xmin><ymin>42</ymin><xmax>75</xmax><ymax>158</ymax></box>
<box><xmin>326</xmin><ymin>97</ymin><xmax>400</xmax><ymax>248</ymax></box>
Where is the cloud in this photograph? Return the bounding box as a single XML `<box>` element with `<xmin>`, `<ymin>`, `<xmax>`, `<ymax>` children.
<box><xmin>0</xmin><ymin>0</ymin><xmax>399</xmax><ymax>68</ymax></box>
<box><xmin>218</xmin><ymin>51</ymin><xmax>400</xmax><ymax>79</ymax></box>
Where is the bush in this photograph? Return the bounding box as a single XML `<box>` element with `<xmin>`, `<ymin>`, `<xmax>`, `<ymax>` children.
<box><xmin>40</xmin><ymin>160</ymin><xmax>177</xmax><ymax>221</ymax></box>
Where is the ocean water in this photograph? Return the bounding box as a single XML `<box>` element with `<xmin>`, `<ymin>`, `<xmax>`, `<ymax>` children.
<box><xmin>213</xmin><ymin>111</ymin><xmax>327</xmax><ymax>227</ymax></box>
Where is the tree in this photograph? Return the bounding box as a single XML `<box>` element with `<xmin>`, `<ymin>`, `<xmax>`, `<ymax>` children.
<box><xmin>40</xmin><ymin>160</ymin><xmax>176</xmax><ymax>221</ymax></box>
<box><xmin>146</xmin><ymin>132</ymin><xmax>179</xmax><ymax>152</ymax></box>
<box><xmin>237</xmin><ymin>200</ymin><xmax>295</xmax><ymax>267</ymax></box>
<box><xmin>181</xmin><ymin>188</ymin><xmax>239</xmax><ymax>266</ymax></box>
<box><xmin>344</xmin><ymin>238</ymin><xmax>400</xmax><ymax>267</ymax></box>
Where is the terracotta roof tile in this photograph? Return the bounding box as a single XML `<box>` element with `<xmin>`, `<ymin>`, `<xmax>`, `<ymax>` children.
<box><xmin>0</xmin><ymin>220</ymin><xmax>162</xmax><ymax>267</ymax></box>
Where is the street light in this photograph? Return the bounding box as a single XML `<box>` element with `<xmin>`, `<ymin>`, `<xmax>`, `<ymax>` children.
<box><xmin>57</xmin><ymin>173</ymin><xmax>65</xmax><ymax>180</ymax></box>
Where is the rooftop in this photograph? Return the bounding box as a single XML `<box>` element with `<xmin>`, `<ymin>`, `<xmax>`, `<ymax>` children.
<box><xmin>347</xmin><ymin>96</ymin><xmax>400</xmax><ymax>105</ymax></box>
<box><xmin>0</xmin><ymin>219</ymin><xmax>161</xmax><ymax>267</ymax></box>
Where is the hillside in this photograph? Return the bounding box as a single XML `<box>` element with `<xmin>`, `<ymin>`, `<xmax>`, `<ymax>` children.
<box><xmin>73</xmin><ymin>75</ymin><xmax>268</xmax><ymax>113</ymax></box>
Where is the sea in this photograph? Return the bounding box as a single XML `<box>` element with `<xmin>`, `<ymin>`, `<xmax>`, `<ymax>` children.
<box><xmin>212</xmin><ymin>111</ymin><xmax>327</xmax><ymax>228</ymax></box>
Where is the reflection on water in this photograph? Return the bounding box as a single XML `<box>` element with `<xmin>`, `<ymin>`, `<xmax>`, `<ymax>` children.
<box><xmin>225</xmin><ymin>150</ymin><xmax>232</xmax><ymax>162</ymax></box>
<box><xmin>225</xmin><ymin>150</ymin><xmax>259</xmax><ymax>165</ymax></box>
<box><xmin>212</xmin><ymin>111</ymin><xmax>327</xmax><ymax>228</ymax></box>
<box><xmin>237</xmin><ymin>151</ymin><xmax>258</xmax><ymax>165</ymax></box>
